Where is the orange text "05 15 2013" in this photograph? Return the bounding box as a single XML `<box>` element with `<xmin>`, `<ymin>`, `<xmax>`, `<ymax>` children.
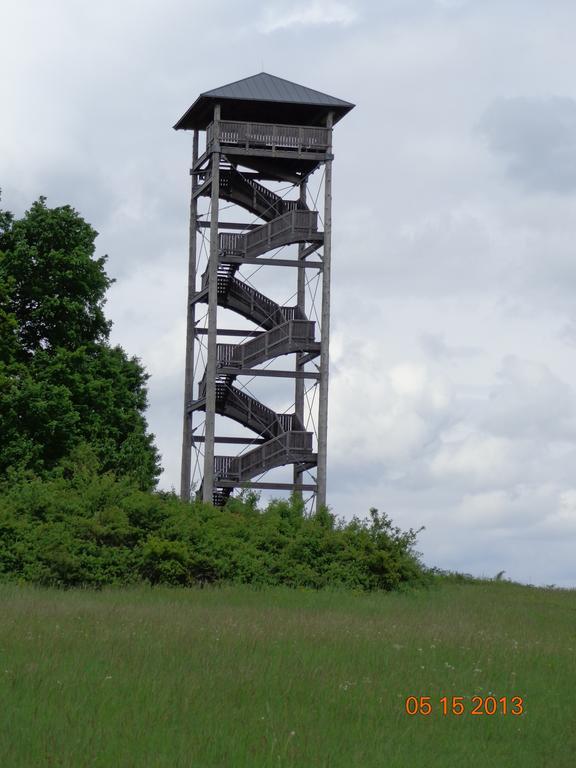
<box><xmin>404</xmin><ymin>696</ymin><xmax>524</xmax><ymax>716</ymax></box>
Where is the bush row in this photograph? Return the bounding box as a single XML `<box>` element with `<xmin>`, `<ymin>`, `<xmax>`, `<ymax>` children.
<box><xmin>0</xmin><ymin>454</ymin><xmax>430</xmax><ymax>591</ymax></box>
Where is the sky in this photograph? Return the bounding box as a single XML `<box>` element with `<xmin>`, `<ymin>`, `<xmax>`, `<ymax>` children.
<box><xmin>2</xmin><ymin>0</ymin><xmax>576</xmax><ymax>586</ymax></box>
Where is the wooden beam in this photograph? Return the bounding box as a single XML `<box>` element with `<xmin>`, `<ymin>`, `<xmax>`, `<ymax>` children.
<box><xmin>180</xmin><ymin>129</ymin><xmax>199</xmax><ymax>501</ymax></box>
<box><xmin>218</xmin><ymin>368</ymin><xmax>321</xmax><ymax>379</ymax></box>
<box><xmin>217</xmin><ymin>481</ymin><xmax>317</xmax><ymax>491</ymax></box>
<box><xmin>220</xmin><ymin>255</ymin><xmax>323</xmax><ymax>269</ymax></box>
<box><xmin>195</xmin><ymin>328</ymin><xmax>264</xmax><ymax>338</ymax></box>
<box><xmin>191</xmin><ymin>175</ymin><xmax>212</xmax><ymax>200</ymax></box>
<box><xmin>221</xmin><ymin>146</ymin><xmax>328</xmax><ymax>162</ymax></box>
<box><xmin>294</xmin><ymin>178</ymin><xmax>307</xmax><ymax>494</ymax></box>
<box><xmin>317</xmin><ymin>113</ymin><xmax>334</xmax><ymax>510</ymax></box>
<box><xmin>198</xmin><ymin>221</ymin><xmax>260</xmax><ymax>231</ymax></box>
<box><xmin>203</xmin><ymin>104</ymin><xmax>221</xmax><ymax>503</ymax></box>
<box><xmin>193</xmin><ymin>436</ymin><xmax>267</xmax><ymax>445</ymax></box>
<box><xmin>190</xmin><ymin>288</ymin><xmax>208</xmax><ymax>305</ymax></box>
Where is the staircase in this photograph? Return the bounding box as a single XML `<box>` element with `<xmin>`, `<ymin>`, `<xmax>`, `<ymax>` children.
<box><xmin>215</xmin><ymin>320</ymin><xmax>318</xmax><ymax>370</ymax></box>
<box><xmin>193</xmin><ymin>172</ymin><xmax>322</xmax><ymax>505</ymax></box>
<box><xmin>215</xmin><ymin>432</ymin><xmax>315</xmax><ymax>485</ymax></box>
<box><xmin>201</xmin><ymin>267</ymin><xmax>306</xmax><ymax>330</ymax></box>
<box><xmin>200</xmin><ymin>167</ymin><xmax>306</xmax><ymax>222</ymax></box>
<box><xmin>219</xmin><ymin>209</ymin><xmax>322</xmax><ymax>260</ymax></box>
<box><xmin>197</xmin><ymin>376</ymin><xmax>304</xmax><ymax>440</ymax></box>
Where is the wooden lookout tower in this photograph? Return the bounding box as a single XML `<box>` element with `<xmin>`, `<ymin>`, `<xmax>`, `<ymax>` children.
<box><xmin>174</xmin><ymin>73</ymin><xmax>354</xmax><ymax>508</ymax></box>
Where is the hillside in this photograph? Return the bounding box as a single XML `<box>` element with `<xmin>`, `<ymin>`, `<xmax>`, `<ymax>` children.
<box><xmin>1</xmin><ymin>581</ymin><xmax>574</xmax><ymax>767</ymax></box>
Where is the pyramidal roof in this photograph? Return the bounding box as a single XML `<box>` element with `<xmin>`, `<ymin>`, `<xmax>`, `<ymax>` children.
<box><xmin>202</xmin><ymin>72</ymin><xmax>353</xmax><ymax>108</ymax></box>
<box><xmin>174</xmin><ymin>72</ymin><xmax>354</xmax><ymax>130</ymax></box>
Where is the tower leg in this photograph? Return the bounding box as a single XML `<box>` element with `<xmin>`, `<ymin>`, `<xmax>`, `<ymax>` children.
<box><xmin>180</xmin><ymin>130</ymin><xmax>199</xmax><ymax>500</ymax></box>
<box><xmin>202</xmin><ymin>104</ymin><xmax>221</xmax><ymax>503</ymax></box>
<box><xmin>316</xmin><ymin>112</ymin><xmax>334</xmax><ymax>510</ymax></box>
<box><xmin>293</xmin><ymin>179</ymin><xmax>308</xmax><ymax>497</ymax></box>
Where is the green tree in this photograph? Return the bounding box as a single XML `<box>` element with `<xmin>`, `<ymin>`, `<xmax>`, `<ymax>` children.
<box><xmin>0</xmin><ymin>198</ymin><xmax>161</xmax><ymax>489</ymax></box>
<box><xmin>0</xmin><ymin>198</ymin><xmax>111</xmax><ymax>354</ymax></box>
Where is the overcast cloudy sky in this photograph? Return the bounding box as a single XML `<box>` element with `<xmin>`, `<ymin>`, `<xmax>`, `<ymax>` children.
<box><xmin>2</xmin><ymin>0</ymin><xmax>576</xmax><ymax>586</ymax></box>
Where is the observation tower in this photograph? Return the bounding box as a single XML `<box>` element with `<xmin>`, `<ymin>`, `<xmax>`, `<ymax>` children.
<box><xmin>174</xmin><ymin>73</ymin><xmax>354</xmax><ymax>509</ymax></box>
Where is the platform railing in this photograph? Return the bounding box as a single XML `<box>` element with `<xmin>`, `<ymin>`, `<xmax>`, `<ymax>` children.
<box><xmin>207</xmin><ymin>120</ymin><xmax>331</xmax><ymax>153</ymax></box>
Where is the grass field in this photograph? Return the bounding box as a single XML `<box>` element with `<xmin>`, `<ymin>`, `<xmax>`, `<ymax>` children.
<box><xmin>0</xmin><ymin>581</ymin><xmax>574</xmax><ymax>767</ymax></box>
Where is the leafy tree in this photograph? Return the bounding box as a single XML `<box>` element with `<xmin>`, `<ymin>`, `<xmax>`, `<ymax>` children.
<box><xmin>0</xmin><ymin>198</ymin><xmax>111</xmax><ymax>354</ymax></box>
<box><xmin>0</xmin><ymin>198</ymin><xmax>161</xmax><ymax>488</ymax></box>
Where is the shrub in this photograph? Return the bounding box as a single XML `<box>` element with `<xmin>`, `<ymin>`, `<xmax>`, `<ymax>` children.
<box><xmin>0</xmin><ymin>459</ymin><xmax>430</xmax><ymax>591</ymax></box>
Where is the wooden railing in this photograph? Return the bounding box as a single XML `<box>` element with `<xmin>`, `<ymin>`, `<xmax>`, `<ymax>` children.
<box><xmin>218</xmin><ymin>210</ymin><xmax>321</xmax><ymax>259</ymax></box>
<box><xmin>207</xmin><ymin>120</ymin><xmax>331</xmax><ymax>153</ymax></box>
<box><xmin>215</xmin><ymin>320</ymin><xmax>315</xmax><ymax>370</ymax></box>
<box><xmin>233</xmin><ymin>431</ymin><xmax>314</xmax><ymax>480</ymax></box>
<box><xmin>215</xmin><ymin>431</ymin><xmax>314</xmax><ymax>482</ymax></box>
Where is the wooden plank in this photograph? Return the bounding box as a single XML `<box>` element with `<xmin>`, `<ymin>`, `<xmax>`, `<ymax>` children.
<box><xmin>220</xmin><ymin>255</ymin><xmax>323</xmax><ymax>269</ymax></box>
<box><xmin>217</xmin><ymin>481</ymin><xmax>317</xmax><ymax>491</ymax></box>
<box><xmin>299</xmin><ymin>242</ymin><xmax>322</xmax><ymax>259</ymax></box>
<box><xmin>294</xmin><ymin>179</ymin><xmax>308</xmax><ymax>493</ymax></box>
<box><xmin>203</xmin><ymin>104</ymin><xmax>221</xmax><ymax>503</ymax></box>
<box><xmin>180</xmin><ymin>129</ymin><xmax>200</xmax><ymax>501</ymax></box>
<box><xmin>190</xmin><ymin>288</ymin><xmax>208</xmax><ymax>304</ymax></box>
<box><xmin>195</xmin><ymin>328</ymin><xmax>264</xmax><ymax>337</ymax></box>
<box><xmin>198</xmin><ymin>221</ymin><xmax>261</xmax><ymax>231</ymax></box>
<box><xmin>317</xmin><ymin>111</ymin><xmax>334</xmax><ymax>510</ymax></box>
<box><xmin>191</xmin><ymin>175</ymin><xmax>212</xmax><ymax>200</ymax></box>
<box><xmin>220</xmin><ymin>146</ymin><xmax>328</xmax><ymax>162</ymax></box>
<box><xmin>218</xmin><ymin>368</ymin><xmax>321</xmax><ymax>379</ymax></box>
<box><xmin>193</xmin><ymin>436</ymin><xmax>267</xmax><ymax>445</ymax></box>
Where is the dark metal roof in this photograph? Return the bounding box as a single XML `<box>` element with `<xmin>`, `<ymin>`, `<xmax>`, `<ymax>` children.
<box><xmin>174</xmin><ymin>72</ymin><xmax>354</xmax><ymax>130</ymax></box>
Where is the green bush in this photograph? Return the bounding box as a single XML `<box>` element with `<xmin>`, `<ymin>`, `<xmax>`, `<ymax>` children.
<box><xmin>0</xmin><ymin>453</ymin><xmax>430</xmax><ymax>591</ymax></box>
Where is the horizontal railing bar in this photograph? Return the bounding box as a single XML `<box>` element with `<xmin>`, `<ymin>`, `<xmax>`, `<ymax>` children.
<box><xmin>220</xmin><ymin>256</ymin><xmax>323</xmax><ymax>269</ymax></box>
<box><xmin>193</xmin><ymin>436</ymin><xmax>267</xmax><ymax>445</ymax></box>
<box><xmin>216</xmin><ymin>481</ymin><xmax>317</xmax><ymax>491</ymax></box>
<box><xmin>195</xmin><ymin>328</ymin><xmax>264</xmax><ymax>337</ymax></box>
<box><xmin>218</xmin><ymin>368</ymin><xmax>320</xmax><ymax>379</ymax></box>
<box><xmin>218</xmin><ymin>118</ymin><xmax>331</xmax><ymax>134</ymax></box>
<box><xmin>198</xmin><ymin>221</ymin><xmax>261</xmax><ymax>231</ymax></box>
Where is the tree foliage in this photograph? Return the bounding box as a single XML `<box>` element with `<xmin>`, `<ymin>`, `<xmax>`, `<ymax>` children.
<box><xmin>0</xmin><ymin>198</ymin><xmax>160</xmax><ymax>488</ymax></box>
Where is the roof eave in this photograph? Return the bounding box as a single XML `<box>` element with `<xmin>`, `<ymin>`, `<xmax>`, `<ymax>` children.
<box><xmin>174</xmin><ymin>96</ymin><xmax>355</xmax><ymax>131</ymax></box>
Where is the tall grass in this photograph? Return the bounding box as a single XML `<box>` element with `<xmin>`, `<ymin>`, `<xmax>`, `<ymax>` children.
<box><xmin>0</xmin><ymin>581</ymin><xmax>574</xmax><ymax>767</ymax></box>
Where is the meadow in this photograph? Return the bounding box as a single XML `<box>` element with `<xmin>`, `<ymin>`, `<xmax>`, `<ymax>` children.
<box><xmin>0</xmin><ymin>580</ymin><xmax>574</xmax><ymax>767</ymax></box>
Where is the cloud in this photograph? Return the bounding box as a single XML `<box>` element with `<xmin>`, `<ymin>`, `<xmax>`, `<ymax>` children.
<box><xmin>478</xmin><ymin>355</ymin><xmax>576</xmax><ymax>441</ymax></box>
<box><xmin>330</xmin><ymin>348</ymin><xmax>454</xmax><ymax>469</ymax></box>
<box><xmin>258</xmin><ymin>1</ymin><xmax>358</xmax><ymax>33</ymax></box>
<box><xmin>428</xmin><ymin>433</ymin><xmax>523</xmax><ymax>489</ymax></box>
<box><xmin>420</xmin><ymin>332</ymin><xmax>483</xmax><ymax>361</ymax></box>
<box><xmin>479</xmin><ymin>97</ymin><xmax>576</xmax><ymax>194</ymax></box>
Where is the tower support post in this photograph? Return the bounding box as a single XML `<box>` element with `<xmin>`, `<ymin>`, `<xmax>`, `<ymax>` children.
<box><xmin>202</xmin><ymin>103</ymin><xmax>221</xmax><ymax>503</ymax></box>
<box><xmin>180</xmin><ymin>130</ymin><xmax>199</xmax><ymax>500</ymax></box>
<box><xmin>316</xmin><ymin>112</ymin><xmax>334</xmax><ymax>510</ymax></box>
<box><xmin>293</xmin><ymin>179</ymin><xmax>308</xmax><ymax>496</ymax></box>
